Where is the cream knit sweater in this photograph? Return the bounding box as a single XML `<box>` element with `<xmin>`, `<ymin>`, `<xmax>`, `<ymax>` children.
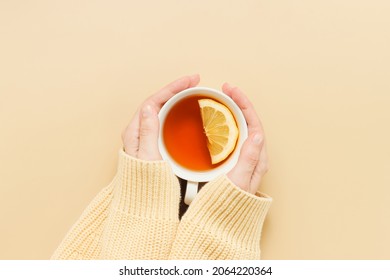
<box><xmin>51</xmin><ymin>150</ymin><xmax>272</xmax><ymax>260</ymax></box>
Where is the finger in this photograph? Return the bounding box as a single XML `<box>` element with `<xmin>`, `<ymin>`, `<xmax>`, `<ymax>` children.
<box><xmin>249</xmin><ymin>143</ymin><xmax>269</xmax><ymax>191</ymax></box>
<box><xmin>222</xmin><ymin>82</ymin><xmax>264</xmax><ymax>133</ymax></box>
<box><xmin>122</xmin><ymin>109</ymin><xmax>141</xmax><ymax>157</ymax></box>
<box><xmin>123</xmin><ymin>75</ymin><xmax>200</xmax><ymax>158</ymax></box>
<box><xmin>148</xmin><ymin>74</ymin><xmax>200</xmax><ymax>110</ymax></box>
<box><xmin>227</xmin><ymin>133</ymin><xmax>264</xmax><ymax>194</ymax></box>
<box><xmin>137</xmin><ymin>105</ymin><xmax>162</xmax><ymax>161</ymax></box>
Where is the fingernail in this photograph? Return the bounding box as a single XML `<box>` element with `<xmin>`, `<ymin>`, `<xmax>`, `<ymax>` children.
<box><xmin>252</xmin><ymin>133</ymin><xmax>263</xmax><ymax>144</ymax></box>
<box><xmin>190</xmin><ymin>74</ymin><xmax>200</xmax><ymax>82</ymax></box>
<box><xmin>224</xmin><ymin>82</ymin><xmax>232</xmax><ymax>90</ymax></box>
<box><xmin>142</xmin><ymin>105</ymin><xmax>152</xmax><ymax>118</ymax></box>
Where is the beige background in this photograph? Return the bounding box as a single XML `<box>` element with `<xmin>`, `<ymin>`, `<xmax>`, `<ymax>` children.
<box><xmin>1</xmin><ymin>0</ymin><xmax>389</xmax><ymax>259</ymax></box>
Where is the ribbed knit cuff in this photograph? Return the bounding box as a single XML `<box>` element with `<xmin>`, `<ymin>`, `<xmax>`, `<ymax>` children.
<box><xmin>182</xmin><ymin>175</ymin><xmax>272</xmax><ymax>251</ymax></box>
<box><xmin>112</xmin><ymin>150</ymin><xmax>181</xmax><ymax>220</ymax></box>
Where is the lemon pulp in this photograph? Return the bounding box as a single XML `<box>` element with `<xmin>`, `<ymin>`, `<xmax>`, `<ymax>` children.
<box><xmin>198</xmin><ymin>99</ymin><xmax>239</xmax><ymax>164</ymax></box>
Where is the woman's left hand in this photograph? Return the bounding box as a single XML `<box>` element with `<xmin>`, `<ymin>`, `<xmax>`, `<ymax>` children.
<box><xmin>122</xmin><ymin>75</ymin><xmax>200</xmax><ymax>161</ymax></box>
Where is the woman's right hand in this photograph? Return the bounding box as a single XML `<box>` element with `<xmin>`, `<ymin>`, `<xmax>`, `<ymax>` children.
<box><xmin>222</xmin><ymin>83</ymin><xmax>269</xmax><ymax>195</ymax></box>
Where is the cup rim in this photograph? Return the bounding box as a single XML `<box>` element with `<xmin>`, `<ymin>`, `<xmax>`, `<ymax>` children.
<box><xmin>158</xmin><ymin>86</ymin><xmax>248</xmax><ymax>182</ymax></box>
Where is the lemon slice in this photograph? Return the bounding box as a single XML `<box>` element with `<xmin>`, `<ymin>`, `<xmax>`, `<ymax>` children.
<box><xmin>198</xmin><ymin>99</ymin><xmax>239</xmax><ymax>164</ymax></box>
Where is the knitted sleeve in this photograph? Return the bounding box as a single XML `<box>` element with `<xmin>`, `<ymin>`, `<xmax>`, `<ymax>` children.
<box><xmin>99</xmin><ymin>150</ymin><xmax>181</xmax><ymax>259</ymax></box>
<box><xmin>51</xmin><ymin>150</ymin><xmax>181</xmax><ymax>260</ymax></box>
<box><xmin>169</xmin><ymin>175</ymin><xmax>272</xmax><ymax>260</ymax></box>
<box><xmin>50</xmin><ymin>182</ymin><xmax>114</xmax><ymax>259</ymax></box>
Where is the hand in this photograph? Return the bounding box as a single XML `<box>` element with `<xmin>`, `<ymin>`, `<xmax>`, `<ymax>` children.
<box><xmin>122</xmin><ymin>75</ymin><xmax>200</xmax><ymax>161</ymax></box>
<box><xmin>222</xmin><ymin>83</ymin><xmax>269</xmax><ymax>195</ymax></box>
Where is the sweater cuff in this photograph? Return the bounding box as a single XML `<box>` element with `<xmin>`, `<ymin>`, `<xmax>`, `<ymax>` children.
<box><xmin>182</xmin><ymin>175</ymin><xmax>272</xmax><ymax>250</ymax></box>
<box><xmin>112</xmin><ymin>150</ymin><xmax>181</xmax><ymax>220</ymax></box>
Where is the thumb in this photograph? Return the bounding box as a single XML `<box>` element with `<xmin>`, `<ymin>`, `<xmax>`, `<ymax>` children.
<box><xmin>227</xmin><ymin>133</ymin><xmax>263</xmax><ymax>193</ymax></box>
<box><xmin>137</xmin><ymin>105</ymin><xmax>162</xmax><ymax>161</ymax></box>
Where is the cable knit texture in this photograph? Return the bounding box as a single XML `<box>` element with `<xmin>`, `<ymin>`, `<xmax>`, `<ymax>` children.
<box><xmin>51</xmin><ymin>150</ymin><xmax>272</xmax><ymax>260</ymax></box>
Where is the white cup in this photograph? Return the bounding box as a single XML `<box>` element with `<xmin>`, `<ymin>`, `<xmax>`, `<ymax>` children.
<box><xmin>158</xmin><ymin>87</ymin><xmax>248</xmax><ymax>205</ymax></box>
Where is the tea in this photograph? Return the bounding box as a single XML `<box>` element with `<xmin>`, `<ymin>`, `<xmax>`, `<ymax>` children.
<box><xmin>163</xmin><ymin>95</ymin><xmax>232</xmax><ymax>171</ymax></box>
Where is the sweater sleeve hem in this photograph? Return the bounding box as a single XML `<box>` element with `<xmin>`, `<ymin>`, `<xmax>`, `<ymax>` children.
<box><xmin>112</xmin><ymin>149</ymin><xmax>181</xmax><ymax>220</ymax></box>
<box><xmin>181</xmin><ymin>175</ymin><xmax>272</xmax><ymax>251</ymax></box>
